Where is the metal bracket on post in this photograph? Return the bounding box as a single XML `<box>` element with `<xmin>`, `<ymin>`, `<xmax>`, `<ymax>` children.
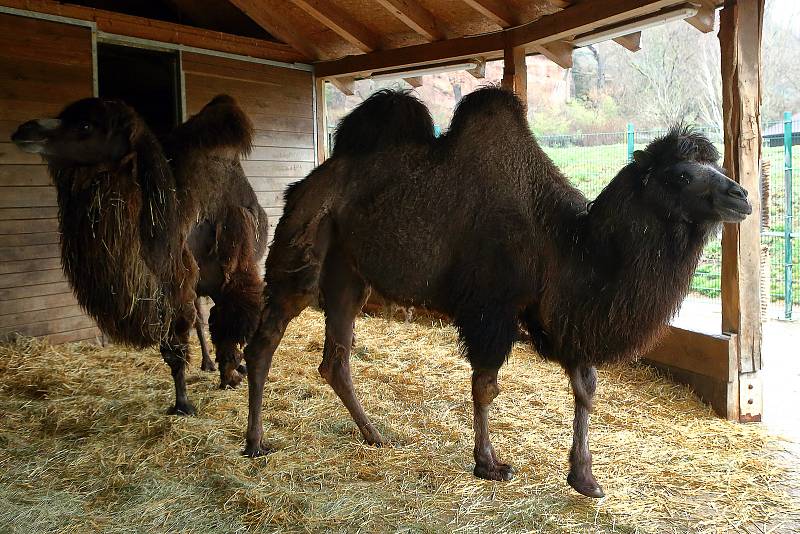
<box><xmin>738</xmin><ymin>372</ymin><xmax>763</xmax><ymax>422</ymax></box>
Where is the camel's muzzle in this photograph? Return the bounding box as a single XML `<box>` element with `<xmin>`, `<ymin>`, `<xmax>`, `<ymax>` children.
<box><xmin>11</xmin><ymin>119</ymin><xmax>61</xmax><ymax>153</ymax></box>
<box><xmin>709</xmin><ymin>171</ymin><xmax>752</xmax><ymax>223</ymax></box>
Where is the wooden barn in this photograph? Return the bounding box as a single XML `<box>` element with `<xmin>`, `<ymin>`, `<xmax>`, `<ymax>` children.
<box><xmin>0</xmin><ymin>0</ymin><xmax>764</xmax><ymax>422</ymax></box>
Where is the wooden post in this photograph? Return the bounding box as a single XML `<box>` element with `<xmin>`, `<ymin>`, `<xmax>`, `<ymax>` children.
<box><xmin>501</xmin><ymin>38</ymin><xmax>527</xmax><ymax>104</ymax></box>
<box><xmin>314</xmin><ymin>77</ymin><xmax>328</xmax><ymax>164</ymax></box>
<box><xmin>719</xmin><ymin>0</ymin><xmax>765</xmax><ymax>422</ymax></box>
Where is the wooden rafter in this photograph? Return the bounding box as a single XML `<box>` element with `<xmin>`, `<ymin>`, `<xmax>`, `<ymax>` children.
<box><xmin>316</xmin><ymin>0</ymin><xmax>688</xmax><ymax>78</ymax></box>
<box><xmin>227</xmin><ymin>0</ymin><xmax>321</xmax><ymax>59</ymax></box>
<box><xmin>0</xmin><ymin>0</ymin><xmax>305</xmax><ymax>63</ymax></box>
<box><xmin>290</xmin><ymin>0</ymin><xmax>379</xmax><ymax>53</ymax></box>
<box><xmin>330</xmin><ymin>76</ymin><xmax>356</xmax><ymax>95</ymax></box>
<box><xmin>533</xmin><ymin>40</ymin><xmax>573</xmax><ymax>69</ymax></box>
<box><xmin>467</xmin><ymin>58</ymin><xmax>487</xmax><ymax>78</ymax></box>
<box><xmin>376</xmin><ymin>0</ymin><xmax>444</xmax><ymax>41</ymax></box>
<box><xmin>461</xmin><ymin>0</ymin><xmax>518</xmax><ymax>27</ymax></box>
<box><xmin>613</xmin><ymin>32</ymin><xmax>642</xmax><ymax>51</ymax></box>
<box><xmin>685</xmin><ymin>0</ymin><xmax>716</xmax><ymax>33</ymax></box>
<box><xmin>403</xmin><ymin>76</ymin><xmax>423</xmax><ymax>87</ymax></box>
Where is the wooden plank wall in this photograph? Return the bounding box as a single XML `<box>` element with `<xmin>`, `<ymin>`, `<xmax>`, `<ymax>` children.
<box><xmin>0</xmin><ymin>13</ymin><xmax>99</xmax><ymax>343</ymax></box>
<box><xmin>181</xmin><ymin>52</ymin><xmax>316</xmax><ymax>245</ymax></box>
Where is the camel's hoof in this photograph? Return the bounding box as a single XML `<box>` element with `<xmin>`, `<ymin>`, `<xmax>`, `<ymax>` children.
<box><xmin>201</xmin><ymin>360</ymin><xmax>217</xmax><ymax>372</ymax></box>
<box><xmin>474</xmin><ymin>462</ymin><xmax>515</xmax><ymax>481</ymax></box>
<box><xmin>219</xmin><ymin>370</ymin><xmax>244</xmax><ymax>389</ymax></box>
<box><xmin>567</xmin><ymin>472</ymin><xmax>605</xmax><ymax>498</ymax></box>
<box><xmin>167</xmin><ymin>401</ymin><xmax>197</xmax><ymax>416</ymax></box>
<box><xmin>243</xmin><ymin>441</ymin><xmax>275</xmax><ymax>458</ymax></box>
<box><xmin>360</xmin><ymin>423</ymin><xmax>384</xmax><ymax>446</ymax></box>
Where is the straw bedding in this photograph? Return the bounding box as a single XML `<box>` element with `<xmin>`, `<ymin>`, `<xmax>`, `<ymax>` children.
<box><xmin>0</xmin><ymin>308</ymin><xmax>798</xmax><ymax>533</ymax></box>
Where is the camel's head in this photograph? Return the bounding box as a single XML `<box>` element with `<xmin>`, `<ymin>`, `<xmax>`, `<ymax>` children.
<box><xmin>631</xmin><ymin>127</ymin><xmax>752</xmax><ymax>224</ymax></box>
<box><xmin>11</xmin><ymin>98</ymin><xmax>136</xmax><ymax>167</ymax></box>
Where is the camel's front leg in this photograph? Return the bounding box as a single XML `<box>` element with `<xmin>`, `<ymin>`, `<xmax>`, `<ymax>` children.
<box><xmin>472</xmin><ymin>367</ymin><xmax>514</xmax><ymax>481</ymax></box>
<box><xmin>162</xmin><ymin>298</ymin><xmax>197</xmax><ymax>415</ymax></box>
<box><xmin>567</xmin><ymin>364</ymin><xmax>604</xmax><ymax>498</ymax></box>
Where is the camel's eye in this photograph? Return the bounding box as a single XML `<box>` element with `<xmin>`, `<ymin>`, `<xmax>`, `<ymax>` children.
<box><xmin>672</xmin><ymin>172</ymin><xmax>692</xmax><ymax>186</ymax></box>
<box><xmin>76</xmin><ymin>121</ymin><xmax>93</xmax><ymax>134</ymax></box>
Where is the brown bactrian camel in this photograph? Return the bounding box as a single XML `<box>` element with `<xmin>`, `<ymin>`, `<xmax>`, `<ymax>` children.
<box><xmin>11</xmin><ymin>95</ymin><xmax>267</xmax><ymax>415</ymax></box>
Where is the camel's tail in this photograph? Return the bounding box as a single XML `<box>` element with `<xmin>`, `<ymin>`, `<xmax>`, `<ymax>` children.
<box><xmin>171</xmin><ymin>94</ymin><xmax>253</xmax><ymax>158</ymax></box>
<box><xmin>332</xmin><ymin>89</ymin><xmax>435</xmax><ymax>158</ymax></box>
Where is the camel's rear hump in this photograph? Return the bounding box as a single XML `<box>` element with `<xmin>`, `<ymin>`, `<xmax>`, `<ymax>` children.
<box><xmin>170</xmin><ymin>94</ymin><xmax>253</xmax><ymax>158</ymax></box>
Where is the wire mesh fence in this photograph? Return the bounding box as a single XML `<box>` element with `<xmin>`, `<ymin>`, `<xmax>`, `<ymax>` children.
<box><xmin>538</xmin><ymin>118</ymin><xmax>799</xmax><ymax>321</ymax></box>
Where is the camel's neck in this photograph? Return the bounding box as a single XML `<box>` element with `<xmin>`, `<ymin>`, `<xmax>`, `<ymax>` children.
<box><xmin>51</xmin><ymin>164</ymin><xmax>169</xmax><ymax>347</ymax></box>
<box><xmin>545</xmin><ymin>176</ymin><xmax>717</xmax><ymax>366</ymax></box>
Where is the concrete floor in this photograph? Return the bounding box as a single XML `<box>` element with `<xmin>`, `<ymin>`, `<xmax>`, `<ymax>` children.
<box><xmin>673</xmin><ymin>298</ymin><xmax>800</xmax><ymax>444</ymax></box>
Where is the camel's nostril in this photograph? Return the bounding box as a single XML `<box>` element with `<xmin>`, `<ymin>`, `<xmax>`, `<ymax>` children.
<box><xmin>728</xmin><ymin>186</ymin><xmax>747</xmax><ymax>199</ymax></box>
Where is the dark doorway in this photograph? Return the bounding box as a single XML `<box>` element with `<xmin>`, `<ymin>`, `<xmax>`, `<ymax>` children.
<box><xmin>97</xmin><ymin>43</ymin><xmax>180</xmax><ymax>139</ymax></box>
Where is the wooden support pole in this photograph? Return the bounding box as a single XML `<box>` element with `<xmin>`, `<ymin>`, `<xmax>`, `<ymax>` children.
<box><xmin>501</xmin><ymin>41</ymin><xmax>527</xmax><ymax>104</ymax></box>
<box><xmin>314</xmin><ymin>78</ymin><xmax>328</xmax><ymax>164</ymax></box>
<box><xmin>719</xmin><ymin>0</ymin><xmax>765</xmax><ymax>422</ymax></box>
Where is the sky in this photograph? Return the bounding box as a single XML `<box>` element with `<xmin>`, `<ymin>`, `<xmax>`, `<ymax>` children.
<box><xmin>767</xmin><ymin>0</ymin><xmax>800</xmax><ymax>26</ymax></box>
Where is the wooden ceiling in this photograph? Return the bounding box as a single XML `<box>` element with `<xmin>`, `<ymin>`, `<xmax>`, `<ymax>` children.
<box><xmin>2</xmin><ymin>0</ymin><xmax>723</xmax><ymax>77</ymax></box>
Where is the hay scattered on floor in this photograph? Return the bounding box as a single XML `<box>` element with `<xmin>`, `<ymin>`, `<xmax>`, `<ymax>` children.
<box><xmin>0</xmin><ymin>309</ymin><xmax>798</xmax><ymax>533</ymax></box>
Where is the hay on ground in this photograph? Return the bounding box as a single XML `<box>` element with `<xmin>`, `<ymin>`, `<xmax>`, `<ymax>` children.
<box><xmin>0</xmin><ymin>309</ymin><xmax>798</xmax><ymax>533</ymax></box>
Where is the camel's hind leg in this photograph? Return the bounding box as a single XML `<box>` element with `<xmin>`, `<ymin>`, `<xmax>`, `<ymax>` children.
<box><xmin>318</xmin><ymin>248</ymin><xmax>382</xmax><ymax>446</ymax></box>
<box><xmin>194</xmin><ymin>298</ymin><xmax>216</xmax><ymax>372</ymax></box>
<box><xmin>243</xmin><ymin>291</ymin><xmax>313</xmax><ymax>456</ymax></box>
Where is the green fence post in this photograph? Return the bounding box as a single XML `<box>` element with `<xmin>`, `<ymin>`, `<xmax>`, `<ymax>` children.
<box><xmin>784</xmin><ymin>111</ymin><xmax>793</xmax><ymax>320</ymax></box>
<box><xmin>627</xmin><ymin>123</ymin><xmax>635</xmax><ymax>162</ymax></box>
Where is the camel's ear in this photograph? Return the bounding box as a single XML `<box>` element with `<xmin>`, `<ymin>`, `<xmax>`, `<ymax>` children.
<box><xmin>632</xmin><ymin>150</ymin><xmax>653</xmax><ymax>170</ymax></box>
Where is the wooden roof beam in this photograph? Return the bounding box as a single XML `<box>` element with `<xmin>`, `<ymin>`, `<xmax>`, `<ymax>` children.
<box><xmin>404</xmin><ymin>76</ymin><xmax>423</xmax><ymax>87</ymax></box>
<box><xmin>0</xmin><ymin>0</ymin><xmax>306</xmax><ymax>63</ymax></box>
<box><xmin>533</xmin><ymin>40</ymin><xmax>573</xmax><ymax>69</ymax></box>
<box><xmin>461</xmin><ymin>0</ymin><xmax>518</xmax><ymax>27</ymax></box>
<box><xmin>290</xmin><ymin>0</ymin><xmax>380</xmax><ymax>53</ymax></box>
<box><xmin>376</xmin><ymin>0</ymin><xmax>444</xmax><ymax>41</ymax></box>
<box><xmin>228</xmin><ymin>0</ymin><xmax>320</xmax><ymax>59</ymax></box>
<box><xmin>510</xmin><ymin>0</ymin><xmax>686</xmax><ymax>47</ymax></box>
<box><xmin>315</xmin><ymin>0</ymin><xmax>687</xmax><ymax>78</ymax></box>
<box><xmin>613</xmin><ymin>31</ymin><xmax>642</xmax><ymax>51</ymax></box>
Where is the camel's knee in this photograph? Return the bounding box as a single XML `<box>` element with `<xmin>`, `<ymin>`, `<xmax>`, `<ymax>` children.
<box><xmin>472</xmin><ymin>369</ymin><xmax>500</xmax><ymax>406</ymax></box>
<box><xmin>318</xmin><ymin>340</ymin><xmax>348</xmax><ymax>383</ymax></box>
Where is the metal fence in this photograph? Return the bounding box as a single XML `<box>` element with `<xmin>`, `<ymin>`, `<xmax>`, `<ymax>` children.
<box><xmin>538</xmin><ymin>116</ymin><xmax>799</xmax><ymax>320</ymax></box>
